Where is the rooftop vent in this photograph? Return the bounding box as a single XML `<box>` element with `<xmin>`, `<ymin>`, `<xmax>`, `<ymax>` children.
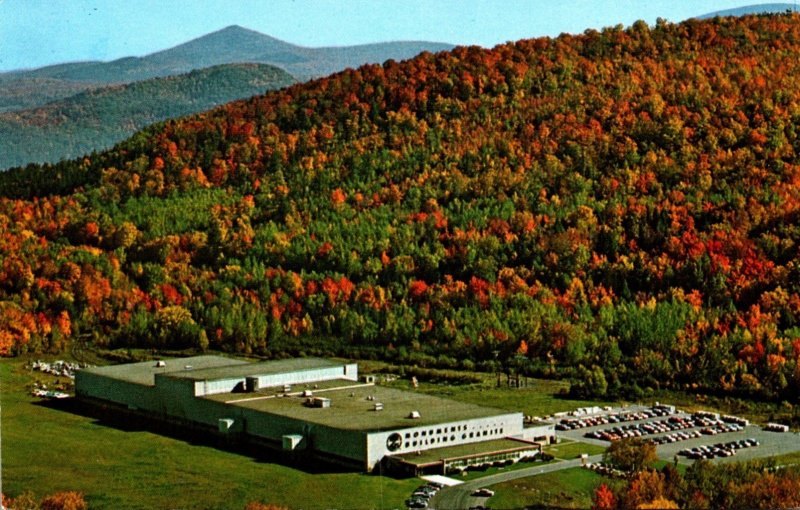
<box><xmin>184</xmin><ymin>365</ymin><xmax>193</xmax><ymax>370</ymax></box>
<box><xmin>306</xmin><ymin>396</ymin><xmax>331</xmax><ymax>408</ymax></box>
<box><xmin>302</xmin><ymin>390</ymin><xmax>313</xmax><ymax>397</ymax></box>
<box><xmin>374</xmin><ymin>402</ymin><xmax>384</xmax><ymax>411</ymax></box>
<box><xmin>155</xmin><ymin>360</ymin><xmax>166</xmax><ymax>368</ymax></box>
<box><xmin>245</xmin><ymin>376</ymin><xmax>260</xmax><ymax>393</ymax></box>
<box><xmin>408</xmin><ymin>410</ymin><xmax>421</xmax><ymax>419</ymax></box>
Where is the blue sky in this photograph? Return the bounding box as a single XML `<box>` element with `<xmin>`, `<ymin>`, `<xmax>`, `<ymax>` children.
<box><xmin>0</xmin><ymin>1</ymin><xmax>790</xmax><ymax>72</ymax></box>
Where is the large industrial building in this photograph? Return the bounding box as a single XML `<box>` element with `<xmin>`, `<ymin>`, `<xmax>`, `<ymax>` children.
<box><xmin>76</xmin><ymin>355</ymin><xmax>552</xmax><ymax>473</ymax></box>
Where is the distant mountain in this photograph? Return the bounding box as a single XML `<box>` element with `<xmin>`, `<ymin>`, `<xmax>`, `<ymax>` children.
<box><xmin>0</xmin><ymin>25</ymin><xmax>453</xmax><ymax>113</ymax></box>
<box><xmin>0</xmin><ymin>63</ymin><xmax>295</xmax><ymax>169</ymax></box>
<box><xmin>696</xmin><ymin>3</ymin><xmax>797</xmax><ymax>18</ymax></box>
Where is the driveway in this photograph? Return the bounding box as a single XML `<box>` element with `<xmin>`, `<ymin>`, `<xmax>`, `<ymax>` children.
<box><xmin>428</xmin><ymin>454</ymin><xmax>604</xmax><ymax>509</ymax></box>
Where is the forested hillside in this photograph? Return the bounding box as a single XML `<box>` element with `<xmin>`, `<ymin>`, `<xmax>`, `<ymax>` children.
<box><xmin>0</xmin><ymin>63</ymin><xmax>295</xmax><ymax>169</ymax></box>
<box><xmin>3</xmin><ymin>14</ymin><xmax>800</xmax><ymax>400</ymax></box>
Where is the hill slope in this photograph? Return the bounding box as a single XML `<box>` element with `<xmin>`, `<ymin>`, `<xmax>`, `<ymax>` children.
<box><xmin>0</xmin><ymin>63</ymin><xmax>295</xmax><ymax>169</ymax></box>
<box><xmin>3</xmin><ymin>14</ymin><xmax>800</xmax><ymax>401</ymax></box>
<box><xmin>0</xmin><ymin>25</ymin><xmax>453</xmax><ymax>113</ymax></box>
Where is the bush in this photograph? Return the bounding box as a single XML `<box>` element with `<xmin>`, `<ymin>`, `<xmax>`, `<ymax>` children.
<box><xmin>40</xmin><ymin>491</ymin><xmax>87</xmax><ymax>510</ymax></box>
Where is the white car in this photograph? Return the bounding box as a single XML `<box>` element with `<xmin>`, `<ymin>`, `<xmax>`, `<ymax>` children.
<box><xmin>472</xmin><ymin>488</ymin><xmax>495</xmax><ymax>497</ymax></box>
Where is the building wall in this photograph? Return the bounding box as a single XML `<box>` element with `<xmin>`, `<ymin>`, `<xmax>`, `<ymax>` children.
<box><xmin>198</xmin><ymin>377</ymin><xmax>246</xmax><ymax>396</ymax></box>
<box><xmin>239</xmin><ymin>408</ymin><xmax>367</xmax><ymax>465</ymax></box>
<box><xmin>517</xmin><ymin>423</ymin><xmax>556</xmax><ymax>443</ymax></box>
<box><xmin>75</xmin><ymin>371</ymin><xmax>157</xmax><ymax>412</ymax></box>
<box><xmin>365</xmin><ymin>412</ymin><xmax>524</xmax><ymax>469</ymax></box>
<box><xmin>154</xmin><ymin>374</ymin><xmax>235</xmax><ymax>428</ymax></box>
<box><xmin>193</xmin><ymin>363</ymin><xmax>359</xmax><ymax>396</ymax></box>
<box><xmin>254</xmin><ymin>364</ymin><xmax>358</xmax><ymax>390</ymax></box>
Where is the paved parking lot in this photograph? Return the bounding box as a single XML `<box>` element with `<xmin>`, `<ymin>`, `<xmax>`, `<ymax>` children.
<box><xmin>548</xmin><ymin>405</ymin><xmax>800</xmax><ymax>465</ymax></box>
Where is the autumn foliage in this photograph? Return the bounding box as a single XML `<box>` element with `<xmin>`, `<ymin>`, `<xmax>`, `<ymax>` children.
<box><xmin>3</xmin><ymin>14</ymin><xmax>800</xmax><ymax>399</ymax></box>
<box><xmin>609</xmin><ymin>460</ymin><xmax>800</xmax><ymax>509</ymax></box>
<box><xmin>39</xmin><ymin>491</ymin><xmax>88</xmax><ymax>510</ymax></box>
<box><xmin>244</xmin><ymin>502</ymin><xmax>289</xmax><ymax>510</ymax></box>
<box><xmin>591</xmin><ymin>483</ymin><xmax>616</xmax><ymax>510</ymax></box>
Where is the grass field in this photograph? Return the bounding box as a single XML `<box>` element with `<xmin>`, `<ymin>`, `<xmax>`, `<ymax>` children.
<box><xmin>387</xmin><ymin>376</ymin><xmax>616</xmax><ymax>418</ymax></box>
<box><xmin>543</xmin><ymin>439</ymin><xmax>606</xmax><ymax>460</ymax></box>
<box><xmin>486</xmin><ymin>467</ymin><xmax>616</xmax><ymax>509</ymax></box>
<box><xmin>456</xmin><ymin>458</ymin><xmax>556</xmax><ymax>482</ymax></box>
<box><xmin>1</xmin><ymin>357</ymin><xmax>420</xmax><ymax>510</ymax></box>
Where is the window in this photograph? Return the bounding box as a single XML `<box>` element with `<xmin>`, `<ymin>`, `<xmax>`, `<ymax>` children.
<box><xmin>462</xmin><ymin>433</ymin><xmax>467</xmax><ymax>440</ymax></box>
<box><xmin>421</xmin><ymin>431</ymin><xmax>426</xmax><ymax>436</ymax></box>
<box><xmin>437</xmin><ymin>428</ymin><xmax>441</xmax><ymax>434</ymax></box>
<box><xmin>469</xmin><ymin>432</ymin><xmax>474</xmax><ymax>438</ymax></box>
<box><xmin>450</xmin><ymin>435</ymin><xmax>455</xmax><ymax>441</ymax></box>
<box><xmin>450</xmin><ymin>426</ymin><xmax>456</xmax><ymax>432</ymax></box>
<box><xmin>414</xmin><ymin>431</ymin><xmax>419</xmax><ymax>437</ymax></box>
<box><xmin>413</xmin><ymin>440</ymin><xmax>417</xmax><ymax>446</ymax></box>
<box><xmin>405</xmin><ymin>433</ymin><xmax>410</xmax><ymax>439</ymax></box>
<box><xmin>404</xmin><ymin>442</ymin><xmax>409</xmax><ymax>448</ymax></box>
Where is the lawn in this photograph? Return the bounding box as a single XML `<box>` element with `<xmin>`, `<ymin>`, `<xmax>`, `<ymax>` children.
<box><xmin>387</xmin><ymin>376</ymin><xmax>616</xmax><ymax>418</ymax></box>
<box><xmin>543</xmin><ymin>439</ymin><xmax>606</xmax><ymax>460</ymax></box>
<box><xmin>456</xmin><ymin>457</ymin><xmax>556</xmax><ymax>482</ymax></box>
<box><xmin>1</xmin><ymin>357</ymin><xmax>419</xmax><ymax>510</ymax></box>
<box><xmin>486</xmin><ymin>467</ymin><xmax>617</xmax><ymax>509</ymax></box>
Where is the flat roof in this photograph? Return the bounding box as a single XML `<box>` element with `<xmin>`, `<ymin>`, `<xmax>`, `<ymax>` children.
<box><xmin>393</xmin><ymin>438</ymin><xmax>538</xmax><ymax>466</ymax></box>
<box><xmin>222</xmin><ymin>377</ymin><xmax>357</xmax><ymax>398</ymax></box>
<box><xmin>163</xmin><ymin>357</ymin><xmax>343</xmax><ymax>382</ymax></box>
<box><xmin>203</xmin><ymin>381</ymin><xmax>516</xmax><ymax>432</ymax></box>
<box><xmin>80</xmin><ymin>355</ymin><xmax>247</xmax><ymax>386</ymax></box>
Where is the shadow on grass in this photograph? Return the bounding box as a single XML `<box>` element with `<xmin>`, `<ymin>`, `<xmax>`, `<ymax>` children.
<box><xmin>32</xmin><ymin>397</ymin><xmax>356</xmax><ymax>476</ymax></box>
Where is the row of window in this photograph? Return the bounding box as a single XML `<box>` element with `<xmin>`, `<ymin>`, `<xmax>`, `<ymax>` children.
<box><xmin>403</xmin><ymin>427</ymin><xmax>505</xmax><ymax>449</ymax></box>
<box><xmin>403</xmin><ymin>423</ymin><xmax>505</xmax><ymax>440</ymax></box>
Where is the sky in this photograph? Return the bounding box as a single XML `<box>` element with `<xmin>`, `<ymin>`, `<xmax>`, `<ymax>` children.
<box><xmin>0</xmin><ymin>1</ymin><xmax>792</xmax><ymax>72</ymax></box>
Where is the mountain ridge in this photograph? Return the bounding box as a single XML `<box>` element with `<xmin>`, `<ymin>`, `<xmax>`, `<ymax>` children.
<box><xmin>0</xmin><ymin>63</ymin><xmax>295</xmax><ymax>169</ymax></box>
<box><xmin>0</xmin><ymin>25</ymin><xmax>453</xmax><ymax>112</ymax></box>
<box><xmin>696</xmin><ymin>2</ymin><xmax>798</xmax><ymax>18</ymax></box>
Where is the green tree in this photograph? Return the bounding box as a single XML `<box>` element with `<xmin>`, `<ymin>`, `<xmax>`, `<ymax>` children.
<box><xmin>604</xmin><ymin>437</ymin><xmax>657</xmax><ymax>474</ymax></box>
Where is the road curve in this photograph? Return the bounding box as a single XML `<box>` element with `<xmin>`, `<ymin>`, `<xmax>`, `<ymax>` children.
<box><xmin>429</xmin><ymin>454</ymin><xmax>604</xmax><ymax>510</ymax></box>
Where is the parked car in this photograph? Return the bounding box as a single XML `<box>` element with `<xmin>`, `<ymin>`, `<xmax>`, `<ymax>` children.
<box><xmin>406</xmin><ymin>497</ymin><xmax>428</xmax><ymax>508</ymax></box>
<box><xmin>472</xmin><ymin>488</ymin><xmax>495</xmax><ymax>497</ymax></box>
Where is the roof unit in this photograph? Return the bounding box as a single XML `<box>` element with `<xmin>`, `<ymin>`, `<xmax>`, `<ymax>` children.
<box><xmin>218</xmin><ymin>418</ymin><xmax>235</xmax><ymax>433</ymax></box>
<box><xmin>245</xmin><ymin>376</ymin><xmax>260</xmax><ymax>393</ymax></box>
<box><xmin>408</xmin><ymin>410</ymin><xmax>421</xmax><ymax>419</ymax></box>
<box><xmin>282</xmin><ymin>434</ymin><xmax>304</xmax><ymax>450</ymax></box>
<box><xmin>373</xmin><ymin>403</ymin><xmax>384</xmax><ymax>411</ymax></box>
<box><xmin>306</xmin><ymin>396</ymin><xmax>331</xmax><ymax>408</ymax></box>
